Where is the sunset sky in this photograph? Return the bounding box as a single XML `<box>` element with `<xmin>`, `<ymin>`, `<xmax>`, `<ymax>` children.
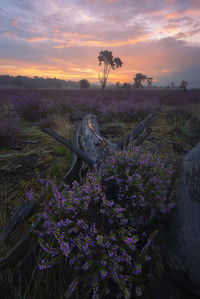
<box><xmin>0</xmin><ymin>0</ymin><xmax>200</xmax><ymax>87</ymax></box>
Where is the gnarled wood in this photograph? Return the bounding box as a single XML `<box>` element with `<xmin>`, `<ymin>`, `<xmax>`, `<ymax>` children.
<box><xmin>116</xmin><ymin>111</ymin><xmax>158</xmax><ymax>149</ymax></box>
<box><xmin>0</xmin><ymin>214</ymin><xmax>42</xmax><ymax>272</ymax></box>
<box><xmin>161</xmin><ymin>142</ymin><xmax>200</xmax><ymax>296</ymax></box>
<box><xmin>44</xmin><ymin>112</ymin><xmax>158</xmax><ymax>190</ymax></box>
<box><xmin>59</xmin><ymin>114</ymin><xmax>118</xmax><ymax>190</ymax></box>
<box><xmin>42</xmin><ymin>127</ymin><xmax>94</xmax><ymax>169</ymax></box>
<box><xmin>0</xmin><ymin>201</ymin><xmax>35</xmax><ymax>241</ymax></box>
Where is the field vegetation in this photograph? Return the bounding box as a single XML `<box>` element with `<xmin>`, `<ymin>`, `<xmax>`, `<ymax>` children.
<box><xmin>0</xmin><ymin>88</ymin><xmax>200</xmax><ymax>298</ymax></box>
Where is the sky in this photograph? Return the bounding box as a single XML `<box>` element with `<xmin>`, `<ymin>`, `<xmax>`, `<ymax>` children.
<box><xmin>0</xmin><ymin>0</ymin><xmax>200</xmax><ymax>87</ymax></box>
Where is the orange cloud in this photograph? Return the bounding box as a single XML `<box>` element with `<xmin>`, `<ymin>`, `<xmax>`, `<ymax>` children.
<box><xmin>53</xmin><ymin>35</ymin><xmax>149</xmax><ymax>49</ymax></box>
<box><xmin>163</xmin><ymin>24</ymin><xmax>179</xmax><ymax>31</ymax></box>
<box><xmin>167</xmin><ymin>9</ymin><xmax>200</xmax><ymax>19</ymax></box>
<box><xmin>11</xmin><ymin>16</ymin><xmax>20</xmax><ymax>28</ymax></box>
<box><xmin>0</xmin><ymin>31</ymin><xmax>48</xmax><ymax>43</ymax></box>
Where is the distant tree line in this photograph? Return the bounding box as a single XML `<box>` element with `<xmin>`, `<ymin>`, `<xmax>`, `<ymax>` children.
<box><xmin>166</xmin><ymin>80</ymin><xmax>189</xmax><ymax>91</ymax></box>
<box><xmin>96</xmin><ymin>50</ymin><xmax>190</xmax><ymax>91</ymax></box>
<box><xmin>115</xmin><ymin>73</ymin><xmax>153</xmax><ymax>90</ymax></box>
<box><xmin>0</xmin><ymin>75</ymin><xmax>78</xmax><ymax>89</ymax></box>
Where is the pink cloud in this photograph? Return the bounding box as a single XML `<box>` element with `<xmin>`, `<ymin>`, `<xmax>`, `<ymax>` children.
<box><xmin>165</xmin><ymin>0</ymin><xmax>176</xmax><ymax>3</ymax></box>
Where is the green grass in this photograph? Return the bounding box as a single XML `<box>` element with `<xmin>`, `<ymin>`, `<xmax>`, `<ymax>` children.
<box><xmin>53</xmin><ymin>144</ymin><xmax>71</xmax><ymax>156</ymax></box>
<box><xmin>110</xmin><ymin>118</ymin><xmax>125</xmax><ymax>127</ymax></box>
<box><xmin>167</xmin><ymin>114</ymin><xmax>197</xmax><ymax>140</ymax></box>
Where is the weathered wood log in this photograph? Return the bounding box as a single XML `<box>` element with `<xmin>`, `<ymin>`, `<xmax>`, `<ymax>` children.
<box><xmin>42</xmin><ymin>127</ymin><xmax>94</xmax><ymax>168</ymax></box>
<box><xmin>0</xmin><ymin>214</ymin><xmax>42</xmax><ymax>272</ymax></box>
<box><xmin>44</xmin><ymin>112</ymin><xmax>158</xmax><ymax>190</ymax></box>
<box><xmin>133</xmin><ymin>127</ymin><xmax>152</xmax><ymax>147</ymax></box>
<box><xmin>160</xmin><ymin>142</ymin><xmax>200</xmax><ymax>296</ymax></box>
<box><xmin>116</xmin><ymin>111</ymin><xmax>158</xmax><ymax>149</ymax></box>
<box><xmin>21</xmin><ymin>140</ymin><xmax>39</xmax><ymax>144</ymax></box>
<box><xmin>59</xmin><ymin>114</ymin><xmax>118</xmax><ymax>190</ymax></box>
<box><xmin>59</xmin><ymin>124</ymin><xmax>82</xmax><ymax>191</ymax></box>
<box><xmin>78</xmin><ymin>114</ymin><xmax>118</xmax><ymax>163</ymax></box>
<box><xmin>0</xmin><ymin>201</ymin><xmax>35</xmax><ymax>241</ymax></box>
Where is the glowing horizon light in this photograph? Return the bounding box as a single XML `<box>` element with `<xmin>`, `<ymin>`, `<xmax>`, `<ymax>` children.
<box><xmin>0</xmin><ymin>0</ymin><xmax>200</xmax><ymax>87</ymax></box>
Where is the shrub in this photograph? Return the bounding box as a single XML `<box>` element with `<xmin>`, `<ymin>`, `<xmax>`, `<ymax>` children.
<box><xmin>32</xmin><ymin>146</ymin><xmax>175</xmax><ymax>298</ymax></box>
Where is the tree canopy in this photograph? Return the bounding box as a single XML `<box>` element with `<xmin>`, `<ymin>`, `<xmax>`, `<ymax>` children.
<box><xmin>133</xmin><ymin>73</ymin><xmax>147</xmax><ymax>89</ymax></box>
<box><xmin>79</xmin><ymin>79</ymin><xmax>90</xmax><ymax>89</ymax></box>
<box><xmin>98</xmin><ymin>50</ymin><xmax>123</xmax><ymax>90</ymax></box>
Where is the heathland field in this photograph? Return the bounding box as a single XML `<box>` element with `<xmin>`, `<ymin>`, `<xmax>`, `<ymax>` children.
<box><xmin>0</xmin><ymin>88</ymin><xmax>200</xmax><ymax>298</ymax></box>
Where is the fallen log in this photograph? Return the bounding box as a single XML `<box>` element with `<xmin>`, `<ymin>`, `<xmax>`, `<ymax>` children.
<box><xmin>42</xmin><ymin>112</ymin><xmax>158</xmax><ymax>189</ymax></box>
<box><xmin>133</xmin><ymin>127</ymin><xmax>152</xmax><ymax>147</ymax></box>
<box><xmin>0</xmin><ymin>201</ymin><xmax>35</xmax><ymax>241</ymax></box>
<box><xmin>42</xmin><ymin>127</ymin><xmax>94</xmax><ymax>169</ymax></box>
<box><xmin>59</xmin><ymin>114</ymin><xmax>118</xmax><ymax>190</ymax></box>
<box><xmin>21</xmin><ymin>140</ymin><xmax>39</xmax><ymax>144</ymax></box>
<box><xmin>161</xmin><ymin>142</ymin><xmax>200</xmax><ymax>296</ymax></box>
<box><xmin>116</xmin><ymin>111</ymin><xmax>158</xmax><ymax>149</ymax></box>
<box><xmin>59</xmin><ymin>124</ymin><xmax>82</xmax><ymax>191</ymax></box>
<box><xmin>0</xmin><ymin>214</ymin><xmax>42</xmax><ymax>272</ymax></box>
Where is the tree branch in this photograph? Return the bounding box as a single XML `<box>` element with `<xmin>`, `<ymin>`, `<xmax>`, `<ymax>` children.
<box><xmin>115</xmin><ymin>111</ymin><xmax>158</xmax><ymax>149</ymax></box>
<box><xmin>42</xmin><ymin>128</ymin><xmax>94</xmax><ymax>169</ymax></box>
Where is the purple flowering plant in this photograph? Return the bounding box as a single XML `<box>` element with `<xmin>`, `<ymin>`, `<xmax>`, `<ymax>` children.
<box><xmin>11</xmin><ymin>94</ymin><xmax>52</xmax><ymax>121</ymax></box>
<box><xmin>36</xmin><ymin>145</ymin><xmax>175</xmax><ymax>298</ymax></box>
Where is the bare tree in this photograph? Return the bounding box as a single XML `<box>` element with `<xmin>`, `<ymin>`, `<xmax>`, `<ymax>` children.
<box><xmin>98</xmin><ymin>50</ymin><xmax>123</xmax><ymax>90</ymax></box>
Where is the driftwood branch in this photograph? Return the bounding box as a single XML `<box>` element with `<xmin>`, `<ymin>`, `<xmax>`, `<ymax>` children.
<box><xmin>0</xmin><ymin>214</ymin><xmax>42</xmax><ymax>272</ymax></box>
<box><xmin>115</xmin><ymin>111</ymin><xmax>158</xmax><ymax>149</ymax></box>
<box><xmin>0</xmin><ymin>201</ymin><xmax>35</xmax><ymax>241</ymax></box>
<box><xmin>21</xmin><ymin>140</ymin><xmax>38</xmax><ymax>144</ymax></box>
<box><xmin>133</xmin><ymin>127</ymin><xmax>152</xmax><ymax>146</ymax></box>
<box><xmin>42</xmin><ymin>128</ymin><xmax>94</xmax><ymax>169</ymax></box>
<box><xmin>59</xmin><ymin>124</ymin><xmax>82</xmax><ymax>191</ymax></box>
<box><xmin>44</xmin><ymin>113</ymin><xmax>157</xmax><ymax>190</ymax></box>
<box><xmin>59</xmin><ymin>114</ymin><xmax>117</xmax><ymax>191</ymax></box>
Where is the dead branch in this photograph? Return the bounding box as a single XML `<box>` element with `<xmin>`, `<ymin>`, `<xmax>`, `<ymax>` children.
<box><xmin>115</xmin><ymin>111</ymin><xmax>158</xmax><ymax>149</ymax></box>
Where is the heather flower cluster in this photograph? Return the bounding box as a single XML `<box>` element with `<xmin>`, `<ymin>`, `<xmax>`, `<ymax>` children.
<box><xmin>37</xmin><ymin>146</ymin><xmax>175</xmax><ymax>298</ymax></box>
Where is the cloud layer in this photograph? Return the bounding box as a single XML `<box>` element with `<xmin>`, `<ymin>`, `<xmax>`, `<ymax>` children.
<box><xmin>0</xmin><ymin>0</ymin><xmax>200</xmax><ymax>86</ymax></box>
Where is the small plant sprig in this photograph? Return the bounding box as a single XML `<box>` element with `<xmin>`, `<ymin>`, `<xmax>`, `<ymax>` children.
<box><xmin>35</xmin><ymin>145</ymin><xmax>175</xmax><ymax>298</ymax></box>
